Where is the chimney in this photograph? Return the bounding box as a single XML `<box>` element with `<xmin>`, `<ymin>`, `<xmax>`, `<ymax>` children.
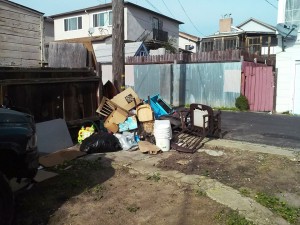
<box><xmin>219</xmin><ymin>17</ymin><xmax>233</xmax><ymax>33</ymax></box>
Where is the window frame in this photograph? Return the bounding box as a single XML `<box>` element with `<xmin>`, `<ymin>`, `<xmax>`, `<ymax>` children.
<box><xmin>64</xmin><ymin>16</ymin><xmax>82</xmax><ymax>31</ymax></box>
<box><xmin>93</xmin><ymin>10</ymin><xmax>113</xmax><ymax>28</ymax></box>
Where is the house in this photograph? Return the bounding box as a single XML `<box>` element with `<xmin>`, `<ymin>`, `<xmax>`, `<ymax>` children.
<box><xmin>200</xmin><ymin>17</ymin><xmax>277</xmax><ymax>62</ymax></box>
<box><xmin>275</xmin><ymin>0</ymin><xmax>300</xmax><ymax>114</ymax></box>
<box><xmin>92</xmin><ymin>41</ymin><xmax>148</xmax><ymax>86</ymax></box>
<box><xmin>50</xmin><ymin>2</ymin><xmax>183</xmax><ymax>51</ymax></box>
<box><xmin>178</xmin><ymin>31</ymin><xmax>201</xmax><ymax>53</ymax></box>
<box><xmin>0</xmin><ymin>0</ymin><xmax>54</xmax><ymax>67</ymax></box>
<box><xmin>0</xmin><ymin>0</ymin><xmax>44</xmax><ymax>67</ymax></box>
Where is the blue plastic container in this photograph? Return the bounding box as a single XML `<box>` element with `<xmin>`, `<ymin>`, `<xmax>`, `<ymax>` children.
<box><xmin>145</xmin><ymin>94</ymin><xmax>174</xmax><ymax>119</ymax></box>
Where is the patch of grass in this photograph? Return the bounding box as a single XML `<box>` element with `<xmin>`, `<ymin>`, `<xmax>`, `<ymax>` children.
<box><xmin>255</xmin><ymin>192</ymin><xmax>300</xmax><ymax>224</ymax></box>
<box><xmin>127</xmin><ymin>204</ymin><xmax>140</xmax><ymax>213</ymax></box>
<box><xmin>196</xmin><ymin>189</ymin><xmax>206</xmax><ymax>197</ymax></box>
<box><xmin>216</xmin><ymin>209</ymin><xmax>254</xmax><ymax>225</ymax></box>
<box><xmin>86</xmin><ymin>184</ymin><xmax>106</xmax><ymax>201</ymax></box>
<box><xmin>239</xmin><ymin>188</ymin><xmax>251</xmax><ymax>197</ymax></box>
<box><xmin>146</xmin><ymin>172</ymin><xmax>161</xmax><ymax>182</ymax></box>
<box><xmin>203</xmin><ymin>170</ymin><xmax>210</xmax><ymax>177</ymax></box>
<box><xmin>213</xmin><ymin>106</ymin><xmax>239</xmax><ymax>111</ymax></box>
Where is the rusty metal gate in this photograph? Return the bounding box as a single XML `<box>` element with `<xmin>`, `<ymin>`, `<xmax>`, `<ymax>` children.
<box><xmin>242</xmin><ymin>65</ymin><xmax>274</xmax><ymax>112</ymax></box>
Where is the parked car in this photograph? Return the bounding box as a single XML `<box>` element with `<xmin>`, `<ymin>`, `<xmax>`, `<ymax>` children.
<box><xmin>0</xmin><ymin>108</ymin><xmax>39</xmax><ymax>225</ymax></box>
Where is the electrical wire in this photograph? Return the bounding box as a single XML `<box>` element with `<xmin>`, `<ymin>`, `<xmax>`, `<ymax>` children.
<box><xmin>176</xmin><ymin>0</ymin><xmax>205</xmax><ymax>36</ymax></box>
<box><xmin>144</xmin><ymin>0</ymin><xmax>162</xmax><ymax>14</ymax></box>
<box><xmin>264</xmin><ymin>0</ymin><xmax>277</xmax><ymax>9</ymax></box>
<box><xmin>162</xmin><ymin>0</ymin><xmax>175</xmax><ymax>18</ymax></box>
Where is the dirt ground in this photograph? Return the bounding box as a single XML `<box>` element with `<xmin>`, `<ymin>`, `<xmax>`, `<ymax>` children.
<box><xmin>12</xmin><ymin>147</ymin><xmax>300</xmax><ymax>225</ymax></box>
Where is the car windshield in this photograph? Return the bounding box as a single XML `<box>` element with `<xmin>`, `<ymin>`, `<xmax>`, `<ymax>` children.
<box><xmin>0</xmin><ymin>113</ymin><xmax>28</xmax><ymax>123</ymax></box>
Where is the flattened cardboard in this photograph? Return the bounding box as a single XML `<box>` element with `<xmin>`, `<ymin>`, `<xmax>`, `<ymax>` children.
<box><xmin>138</xmin><ymin>141</ymin><xmax>161</xmax><ymax>154</ymax></box>
<box><xmin>39</xmin><ymin>149</ymin><xmax>86</xmax><ymax>167</ymax></box>
<box><xmin>111</xmin><ymin>108</ymin><xmax>128</xmax><ymax>124</ymax></box>
<box><xmin>33</xmin><ymin>170</ymin><xmax>58</xmax><ymax>182</ymax></box>
<box><xmin>36</xmin><ymin>119</ymin><xmax>73</xmax><ymax>154</ymax></box>
<box><xmin>104</xmin><ymin>113</ymin><xmax>119</xmax><ymax>133</ymax></box>
<box><xmin>111</xmin><ymin>87</ymin><xmax>141</xmax><ymax>111</ymax></box>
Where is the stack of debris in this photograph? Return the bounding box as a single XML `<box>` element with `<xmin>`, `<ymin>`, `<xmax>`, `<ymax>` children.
<box><xmin>93</xmin><ymin>87</ymin><xmax>175</xmax><ymax>154</ymax></box>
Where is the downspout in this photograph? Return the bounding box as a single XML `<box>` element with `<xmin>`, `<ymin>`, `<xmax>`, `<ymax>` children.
<box><xmin>40</xmin><ymin>16</ymin><xmax>44</xmax><ymax>67</ymax></box>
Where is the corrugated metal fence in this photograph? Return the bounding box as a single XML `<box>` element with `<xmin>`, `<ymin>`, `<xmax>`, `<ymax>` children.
<box><xmin>134</xmin><ymin>62</ymin><xmax>242</xmax><ymax>108</ymax></box>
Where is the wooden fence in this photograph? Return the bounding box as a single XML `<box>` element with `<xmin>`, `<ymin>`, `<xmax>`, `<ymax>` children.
<box><xmin>126</xmin><ymin>49</ymin><xmax>275</xmax><ymax>66</ymax></box>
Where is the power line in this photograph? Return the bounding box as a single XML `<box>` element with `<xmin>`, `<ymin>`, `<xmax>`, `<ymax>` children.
<box><xmin>264</xmin><ymin>0</ymin><xmax>277</xmax><ymax>9</ymax></box>
<box><xmin>176</xmin><ymin>0</ymin><xmax>205</xmax><ymax>36</ymax></box>
<box><xmin>144</xmin><ymin>0</ymin><xmax>162</xmax><ymax>14</ymax></box>
<box><xmin>162</xmin><ymin>0</ymin><xmax>175</xmax><ymax>18</ymax></box>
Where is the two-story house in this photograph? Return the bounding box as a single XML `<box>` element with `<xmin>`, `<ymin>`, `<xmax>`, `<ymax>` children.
<box><xmin>50</xmin><ymin>2</ymin><xmax>183</xmax><ymax>51</ymax></box>
<box><xmin>200</xmin><ymin>17</ymin><xmax>277</xmax><ymax>63</ymax></box>
<box><xmin>276</xmin><ymin>0</ymin><xmax>300</xmax><ymax>114</ymax></box>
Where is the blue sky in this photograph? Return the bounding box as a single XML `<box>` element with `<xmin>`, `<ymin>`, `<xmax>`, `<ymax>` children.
<box><xmin>10</xmin><ymin>0</ymin><xmax>278</xmax><ymax>36</ymax></box>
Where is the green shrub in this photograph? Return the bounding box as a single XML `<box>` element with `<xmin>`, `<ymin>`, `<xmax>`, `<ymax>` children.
<box><xmin>235</xmin><ymin>95</ymin><xmax>249</xmax><ymax>111</ymax></box>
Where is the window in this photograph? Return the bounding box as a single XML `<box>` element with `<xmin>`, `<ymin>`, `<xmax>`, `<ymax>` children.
<box><xmin>64</xmin><ymin>17</ymin><xmax>82</xmax><ymax>31</ymax></box>
<box><xmin>247</xmin><ymin>37</ymin><xmax>261</xmax><ymax>54</ymax></box>
<box><xmin>201</xmin><ymin>41</ymin><xmax>213</xmax><ymax>52</ymax></box>
<box><xmin>285</xmin><ymin>0</ymin><xmax>300</xmax><ymax>26</ymax></box>
<box><xmin>93</xmin><ymin>11</ymin><xmax>112</xmax><ymax>27</ymax></box>
<box><xmin>224</xmin><ymin>38</ymin><xmax>237</xmax><ymax>50</ymax></box>
<box><xmin>214</xmin><ymin>39</ymin><xmax>222</xmax><ymax>51</ymax></box>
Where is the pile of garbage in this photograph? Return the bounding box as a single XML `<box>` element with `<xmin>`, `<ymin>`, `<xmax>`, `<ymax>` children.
<box><xmin>79</xmin><ymin>87</ymin><xmax>176</xmax><ymax>155</ymax></box>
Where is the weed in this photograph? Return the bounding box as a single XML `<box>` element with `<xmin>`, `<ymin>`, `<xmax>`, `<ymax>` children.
<box><xmin>127</xmin><ymin>204</ymin><xmax>140</xmax><ymax>213</ymax></box>
<box><xmin>255</xmin><ymin>192</ymin><xmax>300</xmax><ymax>224</ymax></box>
<box><xmin>196</xmin><ymin>189</ymin><xmax>206</xmax><ymax>197</ymax></box>
<box><xmin>239</xmin><ymin>188</ymin><xmax>251</xmax><ymax>197</ymax></box>
<box><xmin>86</xmin><ymin>184</ymin><xmax>106</xmax><ymax>201</ymax></box>
<box><xmin>146</xmin><ymin>172</ymin><xmax>161</xmax><ymax>182</ymax></box>
<box><xmin>203</xmin><ymin>170</ymin><xmax>210</xmax><ymax>176</ymax></box>
<box><xmin>235</xmin><ymin>95</ymin><xmax>249</xmax><ymax>111</ymax></box>
<box><xmin>213</xmin><ymin>106</ymin><xmax>239</xmax><ymax>111</ymax></box>
<box><xmin>216</xmin><ymin>209</ymin><xmax>254</xmax><ymax>225</ymax></box>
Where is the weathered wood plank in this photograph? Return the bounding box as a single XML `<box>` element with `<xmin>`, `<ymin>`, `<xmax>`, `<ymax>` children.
<box><xmin>0</xmin><ymin>57</ymin><xmax>40</xmax><ymax>67</ymax></box>
<box><xmin>0</xmin><ymin>16</ymin><xmax>40</xmax><ymax>32</ymax></box>
<box><xmin>1</xmin><ymin>42</ymin><xmax>40</xmax><ymax>54</ymax></box>
<box><xmin>48</xmin><ymin>42</ymin><xmax>87</xmax><ymax>68</ymax></box>
<box><xmin>0</xmin><ymin>25</ymin><xmax>41</xmax><ymax>39</ymax></box>
<box><xmin>0</xmin><ymin>33</ymin><xmax>39</xmax><ymax>45</ymax></box>
<box><xmin>0</xmin><ymin>50</ymin><xmax>40</xmax><ymax>60</ymax></box>
<box><xmin>0</xmin><ymin>8</ymin><xmax>41</xmax><ymax>25</ymax></box>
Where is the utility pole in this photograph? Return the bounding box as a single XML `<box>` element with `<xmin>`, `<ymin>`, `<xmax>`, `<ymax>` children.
<box><xmin>112</xmin><ymin>0</ymin><xmax>125</xmax><ymax>92</ymax></box>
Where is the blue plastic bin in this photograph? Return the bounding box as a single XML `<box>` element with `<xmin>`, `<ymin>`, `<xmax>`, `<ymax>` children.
<box><xmin>145</xmin><ymin>94</ymin><xmax>174</xmax><ymax>119</ymax></box>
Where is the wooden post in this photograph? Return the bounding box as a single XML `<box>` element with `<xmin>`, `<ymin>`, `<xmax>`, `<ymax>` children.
<box><xmin>112</xmin><ymin>0</ymin><xmax>125</xmax><ymax>92</ymax></box>
<box><xmin>96</xmin><ymin>62</ymin><xmax>103</xmax><ymax>103</ymax></box>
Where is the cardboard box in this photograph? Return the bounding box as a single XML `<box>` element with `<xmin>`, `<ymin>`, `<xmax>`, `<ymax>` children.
<box><xmin>137</xmin><ymin>104</ymin><xmax>153</xmax><ymax>122</ymax></box>
<box><xmin>110</xmin><ymin>108</ymin><xmax>128</xmax><ymax>124</ymax></box>
<box><xmin>111</xmin><ymin>87</ymin><xmax>141</xmax><ymax>111</ymax></box>
<box><xmin>104</xmin><ymin>113</ymin><xmax>119</xmax><ymax>133</ymax></box>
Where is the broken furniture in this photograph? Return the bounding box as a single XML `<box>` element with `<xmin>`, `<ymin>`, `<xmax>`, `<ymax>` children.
<box><xmin>171</xmin><ymin>103</ymin><xmax>221</xmax><ymax>153</ymax></box>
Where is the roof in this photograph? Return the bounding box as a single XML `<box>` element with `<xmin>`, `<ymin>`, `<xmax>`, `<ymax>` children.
<box><xmin>203</xmin><ymin>17</ymin><xmax>276</xmax><ymax>39</ymax></box>
<box><xmin>179</xmin><ymin>31</ymin><xmax>201</xmax><ymax>42</ymax></box>
<box><xmin>50</xmin><ymin>1</ymin><xmax>183</xmax><ymax>25</ymax></box>
<box><xmin>3</xmin><ymin>0</ymin><xmax>44</xmax><ymax>15</ymax></box>
<box><xmin>237</xmin><ymin>17</ymin><xmax>276</xmax><ymax>31</ymax></box>
<box><xmin>93</xmin><ymin>41</ymin><xmax>148</xmax><ymax>63</ymax></box>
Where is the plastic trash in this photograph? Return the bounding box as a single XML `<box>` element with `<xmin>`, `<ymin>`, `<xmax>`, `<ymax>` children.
<box><xmin>114</xmin><ymin>132</ymin><xmax>138</xmax><ymax>150</ymax></box>
<box><xmin>80</xmin><ymin>132</ymin><xmax>122</xmax><ymax>154</ymax></box>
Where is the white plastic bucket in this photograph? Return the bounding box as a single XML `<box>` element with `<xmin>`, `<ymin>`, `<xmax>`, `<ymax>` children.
<box><xmin>155</xmin><ymin>138</ymin><xmax>170</xmax><ymax>151</ymax></box>
<box><xmin>154</xmin><ymin>120</ymin><xmax>172</xmax><ymax>151</ymax></box>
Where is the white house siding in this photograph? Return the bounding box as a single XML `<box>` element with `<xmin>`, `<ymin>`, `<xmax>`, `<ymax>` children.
<box><xmin>275</xmin><ymin>0</ymin><xmax>300</xmax><ymax>114</ymax></box>
<box><xmin>179</xmin><ymin>36</ymin><xmax>197</xmax><ymax>53</ymax></box>
<box><xmin>239</xmin><ymin>22</ymin><xmax>274</xmax><ymax>32</ymax></box>
<box><xmin>0</xmin><ymin>1</ymin><xmax>43</xmax><ymax>67</ymax></box>
<box><xmin>126</xmin><ymin>6</ymin><xmax>179</xmax><ymax>48</ymax></box>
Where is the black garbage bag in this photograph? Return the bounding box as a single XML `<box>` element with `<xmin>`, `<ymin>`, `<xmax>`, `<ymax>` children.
<box><xmin>80</xmin><ymin>132</ymin><xmax>122</xmax><ymax>154</ymax></box>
